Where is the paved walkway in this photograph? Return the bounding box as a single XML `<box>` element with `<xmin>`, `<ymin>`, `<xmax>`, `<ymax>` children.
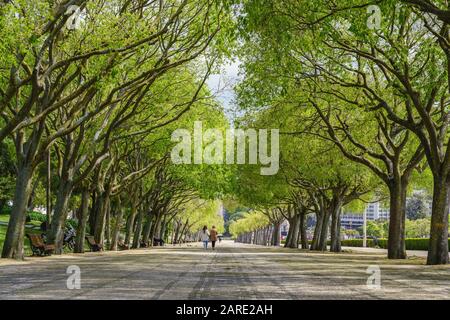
<box><xmin>0</xmin><ymin>241</ymin><xmax>449</xmax><ymax>299</ymax></box>
<box><xmin>342</xmin><ymin>246</ymin><xmax>429</xmax><ymax>258</ymax></box>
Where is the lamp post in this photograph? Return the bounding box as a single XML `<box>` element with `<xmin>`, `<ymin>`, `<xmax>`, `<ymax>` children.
<box><xmin>363</xmin><ymin>208</ymin><xmax>367</xmax><ymax>247</ymax></box>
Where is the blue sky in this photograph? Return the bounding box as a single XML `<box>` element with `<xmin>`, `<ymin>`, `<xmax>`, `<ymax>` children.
<box><xmin>206</xmin><ymin>60</ymin><xmax>241</xmax><ymax>122</ymax></box>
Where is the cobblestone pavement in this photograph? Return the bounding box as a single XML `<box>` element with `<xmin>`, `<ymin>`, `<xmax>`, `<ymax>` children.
<box><xmin>1</xmin><ymin>241</ymin><xmax>449</xmax><ymax>299</ymax></box>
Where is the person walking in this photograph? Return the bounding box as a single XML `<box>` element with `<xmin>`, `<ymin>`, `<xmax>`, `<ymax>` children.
<box><xmin>200</xmin><ymin>225</ymin><xmax>210</xmax><ymax>249</ymax></box>
<box><xmin>209</xmin><ymin>225</ymin><xmax>218</xmax><ymax>250</ymax></box>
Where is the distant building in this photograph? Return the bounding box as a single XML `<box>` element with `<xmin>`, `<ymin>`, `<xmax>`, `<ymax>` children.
<box><xmin>280</xmin><ymin>201</ymin><xmax>391</xmax><ymax>237</ymax></box>
<box><xmin>280</xmin><ymin>220</ymin><xmax>289</xmax><ymax>240</ymax></box>
<box><xmin>341</xmin><ymin>202</ymin><xmax>389</xmax><ymax>230</ymax></box>
<box><xmin>365</xmin><ymin>202</ymin><xmax>389</xmax><ymax>220</ymax></box>
<box><xmin>340</xmin><ymin>213</ymin><xmax>364</xmax><ymax>229</ymax></box>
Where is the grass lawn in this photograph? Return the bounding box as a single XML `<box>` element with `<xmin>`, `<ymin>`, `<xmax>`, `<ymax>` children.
<box><xmin>0</xmin><ymin>224</ymin><xmax>6</xmax><ymax>253</ymax></box>
<box><xmin>1</xmin><ymin>213</ymin><xmax>94</xmax><ymax>256</ymax></box>
<box><xmin>0</xmin><ymin>224</ymin><xmax>37</xmax><ymax>256</ymax></box>
<box><xmin>0</xmin><ymin>214</ymin><xmax>9</xmax><ymax>223</ymax></box>
<box><xmin>0</xmin><ymin>214</ymin><xmax>44</xmax><ymax>256</ymax></box>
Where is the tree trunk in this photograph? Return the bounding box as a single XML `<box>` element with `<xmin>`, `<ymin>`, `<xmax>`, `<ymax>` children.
<box><xmin>310</xmin><ymin>211</ymin><xmax>323</xmax><ymax>251</ymax></box>
<box><xmin>132</xmin><ymin>205</ymin><xmax>144</xmax><ymax>249</ymax></box>
<box><xmin>163</xmin><ymin>223</ymin><xmax>170</xmax><ymax>243</ymax></box>
<box><xmin>173</xmin><ymin>220</ymin><xmax>181</xmax><ymax>244</ymax></box>
<box><xmin>299</xmin><ymin>211</ymin><xmax>309</xmax><ymax>249</ymax></box>
<box><xmin>46</xmin><ymin>150</ymin><xmax>52</xmax><ymax>225</ymax></box>
<box><xmin>155</xmin><ymin>217</ymin><xmax>162</xmax><ymax>239</ymax></box>
<box><xmin>150</xmin><ymin>213</ymin><xmax>162</xmax><ymax>246</ymax></box>
<box><xmin>124</xmin><ymin>199</ymin><xmax>138</xmax><ymax>245</ymax></box>
<box><xmin>170</xmin><ymin>222</ymin><xmax>177</xmax><ymax>244</ymax></box>
<box><xmin>88</xmin><ymin>191</ymin><xmax>97</xmax><ymax>235</ymax></box>
<box><xmin>74</xmin><ymin>188</ymin><xmax>89</xmax><ymax>253</ymax></box>
<box><xmin>387</xmin><ymin>179</ymin><xmax>407</xmax><ymax>259</ymax></box>
<box><xmin>285</xmin><ymin>216</ymin><xmax>300</xmax><ymax>248</ymax></box>
<box><xmin>181</xmin><ymin>228</ymin><xmax>189</xmax><ymax>243</ymax></box>
<box><xmin>1</xmin><ymin>165</ymin><xmax>34</xmax><ymax>259</ymax></box>
<box><xmin>159</xmin><ymin>215</ymin><xmax>167</xmax><ymax>239</ymax></box>
<box><xmin>105</xmin><ymin>202</ymin><xmax>111</xmax><ymax>248</ymax></box>
<box><xmin>27</xmin><ymin>177</ymin><xmax>39</xmax><ymax>211</ymax></box>
<box><xmin>330</xmin><ymin>200</ymin><xmax>343</xmax><ymax>253</ymax></box>
<box><xmin>265</xmin><ymin>226</ymin><xmax>272</xmax><ymax>246</ymax></box>
<box><xmin>142</xmin><ymin>215</ymin><xmax>154</xmax><ymax>246</ymax></box>
<box><xmin>317</xmin><ymin>208</ymin><xmax>330</xmax><ymax>251</ymax></box>
<box><xmin>271</xmin><ymin>221</ymin><xmax>281</xmax><ymax>246</ymax></box>
<box><xmin>93</xmin><ymin>192</ymin><xmax>106</xmax><ymax>245</ymax></box>
<box><xmin>47</xmin><ymin>173</ymin><xmax>74</xmax><ymax>254</ymax></box>
<box><xmin>284</xmin><ymin>221</ymin><xmax>292</xmax><ymax>247</ymax></box>
<box><xmin>177</xmin><ymin>220</ymin><xmax>188</xmax><ymax>244</ymax></box>
<box><xmin>110</xmin><ymin>197</ymin><xmax>124</xmax><ymax>251</ymax></box>
<box><xmin>427</xmin><ymin>177</ymin><xmax>450</xmax><ymax>265</ymax></box>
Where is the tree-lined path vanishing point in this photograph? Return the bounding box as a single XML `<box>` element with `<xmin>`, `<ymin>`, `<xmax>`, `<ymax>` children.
<box><xmin>1</xmin><ymin>241</ymin><xmax>449</xmax><ymax>300</ymax></box>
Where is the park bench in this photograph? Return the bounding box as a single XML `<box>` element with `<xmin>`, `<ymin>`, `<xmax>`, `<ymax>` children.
<box><xmin>118</xmin><ymin>240</ymin><xmax>128</xmax><ymax>250</ymax></box>
<box><xmin>26</xmin><ymin>233</ymin><xmax>55</xmax><ymax>256</ymax></box>
<box><xmin>153</xmin><ymin>238</ymin><xmax>164</xmax><ymax>246</ymax></box>
<box><xmin>140</xmin><ymin>240</ymin><xmax>148</xmax><ymax>248</ymax></box>
<box><xmin>85</xmin><ymin>235</ymin><xmax>103</xmax><ymax>252</ymax></box>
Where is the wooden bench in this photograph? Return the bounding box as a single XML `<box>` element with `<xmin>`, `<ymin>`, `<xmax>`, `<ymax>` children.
<box><xmin>26</xmin><ymin>233</ymin><xmax>55</xmax><ymax>256</ymax></box>
<box><xmin>153</xmin><ymin>238</ymin><xmax>164</xmax><ymax>246</ymax></box>
<box><xmin>85</xmin><ymin>235</ymin><xmax>103</xmax><ymax>252</ymax></box>
<box><xmin>140</xmin><ymin>241</ymin><xmax>148</xmax><ymax>248</ymax></box>
<box><xmin>118</xmin><ymin>240</ymin><xmax>128</xmax><ymax>250</ymax></box>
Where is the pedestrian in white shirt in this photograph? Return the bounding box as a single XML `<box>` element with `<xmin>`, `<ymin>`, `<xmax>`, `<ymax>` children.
<box><xmin>200</xmin><ymin>225</ymin><xmax>210</xmax><ymax>249</ymax></box>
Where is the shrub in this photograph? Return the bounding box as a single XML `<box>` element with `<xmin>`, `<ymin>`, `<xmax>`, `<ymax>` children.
<box><xmin>66</xmin><ymin>219</ymin><xmax>78</xmax><ymax>229</ymax></box>
<box><xmin>265</xmin><ymin>237</ymin><xmax>450</xmax><ymax>251</ymax></box>
<box><xmin>25</xmin><ymin>212</ymin><xmax>76</xmax><ymax>226</ymax></box>
<box><xmin>378</xmin><ymin>239</ymin><xmax>391</xmax><ymax>248</ymax></box>
<box><xmin>340</xmin><ymin>239</ymin><xmax>374</xmax><ymax>247</ymax></box>
<box><xmin>0</xmin><ymin>206</ymin><xmax>12</xmax><ymax>215</ymax></box>
<box><xmin>340</xmin><ymin>238</ymin><xmax>450</xmax><ymax>251</ymax></box>
<box><xmin>404</xmin><ymin>238</ymin><xmax>429</xmax><ymax>251</ymax></box>
<box><xmin>27</xmin><ymin>211</ymin><xmax>47</xmax><ymax>222</ymax></box>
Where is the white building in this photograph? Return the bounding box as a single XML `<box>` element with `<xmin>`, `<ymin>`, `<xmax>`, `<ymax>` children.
<box><xmin>341</xmin><ymin>202</ymin><xmax>389</xmax><ymax>230</ymax></box>
<box><xmin>365</xmin><ymin>202</ymin><xmax>389</xmax><ymax>220</ymax></box>
<box><xmin>340</xmin><ymin>213</ymin><xmax>364</xmax><ymax>229</ymax></box>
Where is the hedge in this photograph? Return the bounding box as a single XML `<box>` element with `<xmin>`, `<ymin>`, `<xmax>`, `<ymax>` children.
<box><xmin>26</xmin><ymin>212</ymin><xmax>78</xmax><ymax>228</ymax></box>
<box><xmin>0</xmin><ymin>206</ymin><xmax>12</xmax><ymax>215</ymax></box>
<box><xmin>340</xmin><ymin>239</ymin><xmax>374</xmax><ymax>247</ymax></box>
<box><xmin>260</xmin><ymin>238</ymin><xmax>449</xmax><ymax>251</ymax></box>
<box><xmin>27</xmin><ymin>211</ymin><xmax>47</xmax><ymax>222</ymax></box>
<box><xmin>341</xmin><ymin>238</ymin><xmax>450</xmax><ymax>251</ymax></box>
<box><xmin>66</xmin><ymin>219</ymin><xmax>78</xmax><ymax>229</ymax></box>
